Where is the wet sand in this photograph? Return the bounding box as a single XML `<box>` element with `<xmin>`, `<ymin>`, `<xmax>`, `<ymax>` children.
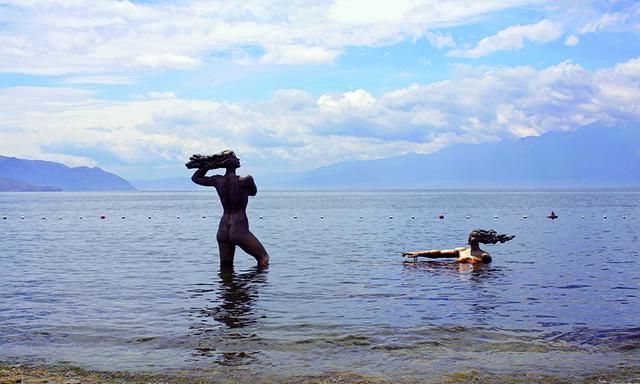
<box><xmin>2</xmin><ymin>363</ymin><xmax>640</xmax><ymax>384</ymax></box>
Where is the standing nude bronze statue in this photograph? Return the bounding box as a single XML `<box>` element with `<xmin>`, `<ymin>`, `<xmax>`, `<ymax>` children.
<box><xmin>186</xmin><ymin>150</ymin><xmax>269</xmax><ymax>269</ymax></box>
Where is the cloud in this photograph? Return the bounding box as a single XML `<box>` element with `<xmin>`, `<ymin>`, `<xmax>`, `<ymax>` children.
<box><xmin>564</xmin><ymin>35</ymin><xmax>579</xmax><ymax>46</ymax></box>
<box><xmin>579</xmin><ymin>7</ymin><xmax>638</xmax><ymax>34</ymax></box>
<box><xmin>327</xmin><ymin>0</ymin><xmax>414</xmax><ymax>23</ymax></box>
<box><xmin>560</xmin><ymin>3</ymin><xmax>640</xmax><ymax>38</ymax></box>
<box><xmin>425</xmin><ymin>31</ymin><xmax>456</xmax><ymax>49</ymax></box>
<box><xmin>317</xmin><ymin>89</ymin><xmax>377</xmax><ymax>113</ymax></box>
<box><xmin>448</xmin><ymin>20</ymin><xmax>564</xmax><ymax>58</ymax></box>
<box><xmin>59</xmin><ymin>75</ymin><xmax>136</xmax><ymax>85</ymax></box>
<box><xmin>1</xmin><ymin>58</ymin><xmax>639</xmax><ymax>178</ymax></box>
<box><xmin>259</xmin><ymin>45</ymin><xmax>341</xmax><ymax>65</ymax></box>
<box><xmin>0</xmin><ymin>0</ymin><xmax>544</xmax><ymax>74</ymax></box>
<box><xmin>147</xmin><ymin>91</ymin><xmax>177</xmax><ymax>99</ymax></box>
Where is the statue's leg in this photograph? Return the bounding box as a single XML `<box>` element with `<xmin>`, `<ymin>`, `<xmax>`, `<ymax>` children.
<box><xmin>217</xmin><ymin>222</ymin><xmax>235</xmax><ymax>268</ymax></box>
<box><xmin>235</xmin><ymin>231</ymin><xmax>269</xmax><ymax>268</ymax></box>
<box><xmin>218</xmin><ymin>240</ymin><xmax>236</xmax><ymax>268</ymax></box>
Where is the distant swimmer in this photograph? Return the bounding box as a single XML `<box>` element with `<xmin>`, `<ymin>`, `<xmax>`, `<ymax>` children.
<box><xmin>401</xmin><ymin>229</ymin><xmax>515</xmax><ymax>264</ymax></box>
<box><xmin>187</xmin><ymin>150</ymin><xmax>269</xmax><ymax>269</ymax></box>
<box><xmin>547</xmin><ymin>211</ymin><xmax>558</xmax><ymax>219</ymax></box>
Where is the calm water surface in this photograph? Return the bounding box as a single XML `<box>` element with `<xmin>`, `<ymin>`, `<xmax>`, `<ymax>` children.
<box><xmin>1</xmin><ymin>190</ymin><xmax>639</xmax><ymax>382</ymax></box>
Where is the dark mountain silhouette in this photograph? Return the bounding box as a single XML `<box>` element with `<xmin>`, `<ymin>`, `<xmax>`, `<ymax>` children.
<box><xmin>262</xmin><ymin>123</ymin><xmax>640</xmax><ymax>188</ymax></box>
<box><xmin>0</xmin><ymin>156</ymin><xmax>135</xmax><ymax>191</ymax></box>
<box><xmin>0</xmin><ymin>176</ymin><xmax>62</xmax><ymax>192</ymax></box>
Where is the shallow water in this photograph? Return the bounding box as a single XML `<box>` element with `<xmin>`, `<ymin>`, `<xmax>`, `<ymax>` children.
<box><xmin>1</xmin><ymin>190</ymin><xmax>639</xmax><ymax>382</ymax></box>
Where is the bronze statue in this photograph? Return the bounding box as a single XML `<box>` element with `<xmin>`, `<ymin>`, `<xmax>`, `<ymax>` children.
<box><xmin>402</xmin><ymin>229</ymin><xmax>514</xmax><ymax>264</ymax></box>
<box><xmin>187</xmin><ymin>150</ymin><xmax>269</xmax><ymax>269</ymax></box>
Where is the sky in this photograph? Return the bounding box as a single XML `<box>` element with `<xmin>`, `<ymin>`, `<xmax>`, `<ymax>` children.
<box><xmin>0</xmin><ymin>0</ymin><xmax>639</xmax><ymax>180</ymax></box>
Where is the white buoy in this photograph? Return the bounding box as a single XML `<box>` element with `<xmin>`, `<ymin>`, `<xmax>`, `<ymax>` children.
<box><xmin>389</xmin><ymin>216</ymin><xmax>393</xmax><ymax>219</ymax></box>
<box><xmin>80</xmin><ymin>216</ymin><xmax>83</xmax><ymax>220</ymax></box>
<box><xmin>177</xmin><ymin>216</ymin><xmax>180</xmax><ymax>219</ymax></box>
<box><xmin>293</xmin><ymin>215</ymin><xmax>298</xmax><ymax>219</ymax></box>
<box><xmin>2</xmin><ymin>216</ymin><xmax>6</xmax><ymax>220</ymax></box>
<box><xmin>603</xmin><ymin>215</ymin><xmax>607</xmax><ymax>219</ymax></box>
<box><xmin>21</xmin><ymin>216</ymin><xmax>24</xmax><ymax>220</ymax></box>
<box><xmin>623</xmin><ymin>215</ymin><xmax>626</xmax><ymax>219</ymax></box>
<box><xmin>466</xmin><ymin>215</ymin><xmax>470</xmax><ymax>219</ymax></box>
<box><xmin>523</xmin><ymin>215</ymin><xmax>528</xmax><ymax>219</ymax></box>
<box><xmin>42</xmin><ymin>217</ymin><xmax>46</xmax><ymax>220</ymax></box>
<box><xmin>57</xmin><ymin>217</ymin><xmax>62</xmax><ymax>220</ymax></box>
<box><xmin>320</xmin><ymin>216</ymin><xmax>324</xmax><ymax>219</ymax></box>
<box><xmin>202</xmin><ymin>216</ymin><xmax>206</xmax><ymax>219</ymax></box>
<box><xmin>359</xmin><ymin>216</ymin><xmax>362</xmax><ymax>219</ymax></box>
<box><xmin>148</xmin><ymin>216</ymin><xmax>151</xmax><ymax>219</ymax></box>
<box><xmin>494</xmin><ymin>215</ymin><xmax>498</xmax><ymax>219</ymax></box>
<box><xmin>259</xmin><ymin>216</ymin><xmax>263</xmax><ymax>219</ymax></box>
<box><xmin>122</xmin><ymin>216</ymin><xmax>125</xmax><ymax>219</ymax></box>
<box><xmin>581</xmin><ymin>215</ymin><xmax>585</xmax><ymax>219</ymax></box>
<box><xmin>411</xmin><ymin>216</ymin><xmax>415</xmax><ymax>219</ymax></box>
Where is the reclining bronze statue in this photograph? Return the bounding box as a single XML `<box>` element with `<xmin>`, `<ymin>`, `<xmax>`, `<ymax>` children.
<box><xmin>402</xmin><ymin>229</ymin><xmax>514</xmax><ymax>264</ymax></box>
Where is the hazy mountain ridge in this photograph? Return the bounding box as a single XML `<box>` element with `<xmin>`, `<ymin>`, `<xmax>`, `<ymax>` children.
<box><xmin>133</xmin><ymin>123</ymin><xmax>640</xmax><ymax>190</ymax></box>
<box><xmin>262</xmin><ymin>123</ymin><xmax>640</xmax><ymax>188</ymax></box>
<box><xmin>6</xmin><ymin>123</ymin><xmax>636</xmax><ymax>191</ymax></box>
<box><xmin>0</xmin><ymin>156</ymin><xmax>135</xmax><ymax>191</ymax></box>
<box><xmin>0</xmin><ymin>176</ymin><xmax>62</xmax><ymax>192</ymax></box>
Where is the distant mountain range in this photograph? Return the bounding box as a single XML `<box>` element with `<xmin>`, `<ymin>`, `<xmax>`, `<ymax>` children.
<box><xmin>3</xmin><ymin>123</ymin><xmax>638</xmax><ymax>191</ymax></box>
<box><xmin>133</xmin><ymin>123</ymin><xmax>640</xmax><ymax>190</ymax></box>
<box><xmin>0</xmin><ymin>156</ymin><xmax>135</xmax><ymax>192</ymax></box>
<box><xmin>262</xmin><ymin>123</ymin><xmax>640</xmax><ymax>189</ymax></box>
<box><xmin>0</xmin><ymin>176</ymin><xmax>62</xmax><ymax>192</ymax></box>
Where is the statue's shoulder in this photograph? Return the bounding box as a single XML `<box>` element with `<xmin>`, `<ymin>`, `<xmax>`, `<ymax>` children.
<box><xmin>239</xmin><ymin>175</ymin><xmax>256</xmax><ymax>188</ymax></box>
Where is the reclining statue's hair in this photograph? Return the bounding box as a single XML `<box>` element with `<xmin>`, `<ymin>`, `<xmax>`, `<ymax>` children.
<box><xmin>186</xmin><ymin>150</ymin><xmax>238</xmax><ymax>169</ymax></box>
<box><xmin>469</xmin><ymin>229</ymin><xmax>515</xmax><ymax>245</ymax></box>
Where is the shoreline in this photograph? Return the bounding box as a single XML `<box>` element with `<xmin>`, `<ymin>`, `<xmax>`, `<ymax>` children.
<box><xmin>2</xmin><ymin>362</ymin><xmax>640</xmax><ymax>384</ymax></box>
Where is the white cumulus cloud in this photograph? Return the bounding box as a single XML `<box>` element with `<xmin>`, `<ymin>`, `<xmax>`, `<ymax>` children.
<box><xmin>0</xmin><ymin>0</ymin><xmax>545</xmax><ymax>75</ymax></box>
<box><xmin>448</xmin><ymin>19</ymin><xmax>564</xmax><ymax>58</ymax></box>
<box><xmin>2</xmin><ymin>57</ymin><xmax>639</xmax><ymax>178</ymax></box>
<box><xmin>564</xmin><ymin>35</ymin><xmax>579</xmax><ymax>46</ymax></box>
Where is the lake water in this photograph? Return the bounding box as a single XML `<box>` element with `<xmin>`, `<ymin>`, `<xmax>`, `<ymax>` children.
<box><xmin>1</xmin><ymin>190</ymin><xmax>639</xmax><ymax>382</ymax></box>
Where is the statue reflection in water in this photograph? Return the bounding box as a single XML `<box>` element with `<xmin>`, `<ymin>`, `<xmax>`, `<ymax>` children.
<box><xmin>189</xmin><ymin>266</ymin><xmax>268</xmax><ymax>363</ymax></box>
<box><xmin>191</xmin><ymin>266</ymin><xmax>267</xmax><ymax>331</ymax></box>
<box><xmin>213</xmin><ymin>266</ymin><xmax>267</xmax><ymax>328</ymax></box>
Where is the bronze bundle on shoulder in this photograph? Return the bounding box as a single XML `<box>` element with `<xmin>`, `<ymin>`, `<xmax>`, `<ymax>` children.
<box><xmin>185</xmin><ymin>150</ymin><xmax>237</xmax><ymax>169</ymax></box>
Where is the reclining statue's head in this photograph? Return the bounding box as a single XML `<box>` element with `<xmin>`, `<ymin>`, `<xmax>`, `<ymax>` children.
<box><xmin>468</xmin><ymin>229</ymin><xmax>515</xmax><ymax>247</ymax></box>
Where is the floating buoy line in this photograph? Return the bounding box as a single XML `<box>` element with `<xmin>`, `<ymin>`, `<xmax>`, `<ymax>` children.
<box><xmin>0</xmin><ymin>213</ymin><xmax>633</xmax><ymax>221</ymax></box>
